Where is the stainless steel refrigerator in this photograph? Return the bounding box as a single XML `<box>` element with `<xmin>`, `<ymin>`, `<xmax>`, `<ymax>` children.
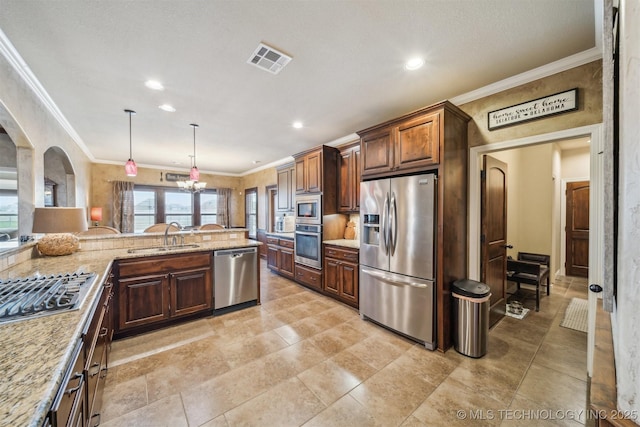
<box><xmin>360</xmin><ymin>173</ymin><xmax>436</xmax><ymax>349</ymax></box>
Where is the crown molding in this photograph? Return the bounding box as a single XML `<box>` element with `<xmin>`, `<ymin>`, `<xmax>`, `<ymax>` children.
<box><xmin>0</xmin><ymin>28</ymin><xmax>95</xmax><ymax>161</ymax></box>
<box><xmin>450</xmin><ymin>47</ymin><xmax>603</xmax><ymax>106</ymax></box>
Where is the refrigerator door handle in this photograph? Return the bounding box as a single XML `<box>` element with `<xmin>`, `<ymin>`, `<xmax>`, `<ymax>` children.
<box><xmin>382</xmin><ymin>192</ymin><xmax>389</xmax><ymax>255</ymax></box>
<box><xmin>390</xmin><ymin>192</ymin><xmax>397</xmax><ymax>256</ymax></box>
<box><xmin>361</xmin><ymin>268</ymin><xmax>430</xmax><ymax>288</ymax></box>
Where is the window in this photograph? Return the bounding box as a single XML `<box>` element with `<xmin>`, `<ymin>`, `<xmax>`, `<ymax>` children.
<box><xmin>0</xmin><ymin>192</ymin><xmax>18</xmax><ymax>233</ymax></box>
<box><xmin>245</xmin><ymin>187</ymin><xmax>257</xmax><ymax>239</ymax></box>
<box><xmin>200</xmin><ymin>192</ymin><xmax>218</xmax><ymax>225</ymax></box>
<box><xmin>133</xmin><ymin>186</ymin><xmax>216</xmax><ymax>232</ymax></box>
<box><xmin>133</xmin><ymin>189</ymin><xmax>156</xmax><ymax>233</ymax></box>
<box><xmin>165</xmin><ymin>190</ymin><xmax>193</xmax><ymax>227</ymax></box>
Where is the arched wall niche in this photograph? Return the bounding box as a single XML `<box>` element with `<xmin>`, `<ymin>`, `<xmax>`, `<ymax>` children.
<box><xmin>43</xmin><ymin>146</ymin><xmax>76</xmax><ymax>207</ymax></box>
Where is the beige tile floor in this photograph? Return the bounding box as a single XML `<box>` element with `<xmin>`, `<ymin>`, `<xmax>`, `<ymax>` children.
<box><xmin>101</xmin><ymin>260</ymin><xmax>592</xmax><ymax>426</ymax></box>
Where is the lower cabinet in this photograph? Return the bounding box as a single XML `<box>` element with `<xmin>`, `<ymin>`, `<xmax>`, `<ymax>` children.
<box><xmin>323</xmin><ymin>244</ymin><xmax>359</xmax><ymax>308</ymax></box>
<box><xmin>115</xmin><ymin>252</ymin><xmax>213</xmax><ymax>337</ymax></box>
<box><xmin>295</xmin><ymin>263</ymin><xmax>323</xmax><ymax>291</ymax></box>
<box><xmin>49</xmin><ymin>339</ymin><xmax>86</xmax><ymax>427</ymax></box>
<box><xmin>48</xmin><ymin>269</ymin><xmax>114</xmax><ymax>427</ymax></box>
<box><xmin>266</xmin><ymin>235</ymin><xmax>295</xmax><ymax>279</ymax></box>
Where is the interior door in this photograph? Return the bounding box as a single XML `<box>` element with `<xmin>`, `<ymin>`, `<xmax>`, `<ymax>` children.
<box><xmin>566</xmin><ymin>180</ymin><xmax>589</xmax><ymax>277</ymax></box>
<box><xmin>481</xmin><ymin>155</ymin><xmax>508</xmax><ymax>327</ymax></box>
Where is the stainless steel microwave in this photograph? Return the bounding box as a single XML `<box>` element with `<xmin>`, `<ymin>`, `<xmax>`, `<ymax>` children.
<box><xmin>295</xmin><ymin>194</ymin><xmax>322</xmax><ymax>224</ymax></box>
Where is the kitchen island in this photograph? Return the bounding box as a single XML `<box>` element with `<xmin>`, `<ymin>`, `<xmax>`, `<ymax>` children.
<box><xmin>0</xmin><ymin>233</ymin><xmax>259</xmax><ymax>427</ymax></box>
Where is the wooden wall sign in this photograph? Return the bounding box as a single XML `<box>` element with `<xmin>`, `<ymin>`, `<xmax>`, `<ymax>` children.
<box><xmin>488</xmin><ymin>88</ymin><xmax>578</xmax><ymax>130</ymax></box>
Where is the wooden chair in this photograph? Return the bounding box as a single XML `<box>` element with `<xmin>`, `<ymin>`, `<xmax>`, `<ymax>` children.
<box><xmin>143</xmin><ymin>223</ymin><xmax>179</xmax><ymax>233</ymax></box>
<box><xmin>77</xmin><ymin>226</ymin><xmax>121</xmax><ymax>236</ymax></box>
<box><xmin>199</xmin><ymin>223</ymin><xmax>224</xmax><ymax>230</ymax></box>
<box><xmin>506</xmin><ymin>252</ymin><xmax>551</xmax><ymax>312</ymax></box>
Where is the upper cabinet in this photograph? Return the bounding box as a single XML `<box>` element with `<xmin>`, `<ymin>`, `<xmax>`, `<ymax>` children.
<box><xmin>276</xmin><ymin>162</ymin><xmax>295</xmax><ymax>212</ymax></box>
<box><xmin>359</xmin><ymin>104</ymin><xmax>457</xmax><ymax>179</ymax></box>
<box><xmin>293</xmin><ymin>145</ymin><xmax>339</xmax><ymax>213</ymax></box>
<box><xmin>338</xmin><ymin>141</ymin><xmax>360</xmax><ymax>213</ymax></box>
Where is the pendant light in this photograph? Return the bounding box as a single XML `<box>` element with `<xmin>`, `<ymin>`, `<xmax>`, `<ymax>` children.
<box><xmin>124</xmin><ymin>109</ymin><xmax>138</xmax><ymax>177</ymax></box>
<box><xmin>176</xmin><ymin>123</ymin><xmax>206</xmax><ymax>192</ymax></box>
<box><xmin>189</xmin><ymin>123</ymin><xmax>200</xmax><ymax>181</ymax></box>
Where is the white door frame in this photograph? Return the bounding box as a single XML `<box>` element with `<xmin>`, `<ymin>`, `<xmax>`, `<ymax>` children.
<box><xmin>468</xmin><ymin>123</ymin><xmax>603</xmax><ymax>376</ymax></box>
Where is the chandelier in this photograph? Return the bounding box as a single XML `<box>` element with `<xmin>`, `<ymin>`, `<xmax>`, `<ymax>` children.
<box><xmin>177</xmin><ymin>123</ymin><xmax>207</xmax><ymax>193</ymax></box>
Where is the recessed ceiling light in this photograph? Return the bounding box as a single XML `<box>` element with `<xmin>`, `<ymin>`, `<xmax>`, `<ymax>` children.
<box><xmin>292</xmin><ymin>121</ymin><xmax>303</xmax><ymax>129</ymax></box>
<box><xmin>252</xmin><ymin>160</ymin><xmax>261</xmax><ymax>164</ymax></box>
<box><xmin>145</xmin><ymin>80</ymin><xmax>164</xmax><ymax>90</ymax></box>
<box><xmin>404</xmin><ymin>58</ymin><xmax>425</xmax><ymax>71</ymax></box>
<box><xmin>159</xmin><ymin>104</ymin><xmax>176</xmax><ymax>112</ymax></box>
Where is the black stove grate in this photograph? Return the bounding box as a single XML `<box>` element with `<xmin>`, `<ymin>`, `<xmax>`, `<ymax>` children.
<box><xmin>0</xmin><ymin>272</ymin><xmax>96</xmax><ymax>323</ymax></box>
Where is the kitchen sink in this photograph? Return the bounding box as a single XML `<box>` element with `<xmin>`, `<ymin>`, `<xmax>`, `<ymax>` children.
<box><xmin>127</xmin><ymin>244</ymin><xmax>200</xmax><ymax>254</ymax></box>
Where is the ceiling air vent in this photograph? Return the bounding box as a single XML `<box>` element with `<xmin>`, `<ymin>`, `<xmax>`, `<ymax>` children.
<box><xmin>247</xmin><ymin>43</ymin><xmax>292</xmax><ymax>75</ymax></box>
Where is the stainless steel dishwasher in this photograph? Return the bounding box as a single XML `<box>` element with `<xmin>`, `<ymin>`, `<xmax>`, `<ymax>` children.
<box><xmin>213</xmin><ymin>247</ymin><xmax>258</xmax><ymax>310</ymax></box>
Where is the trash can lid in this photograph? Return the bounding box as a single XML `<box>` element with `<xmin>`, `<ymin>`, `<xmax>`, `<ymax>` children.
<box><xmin>452</xmin><ymin>279</ymin><xmax>491</xmax><ymax>298</ymax></box>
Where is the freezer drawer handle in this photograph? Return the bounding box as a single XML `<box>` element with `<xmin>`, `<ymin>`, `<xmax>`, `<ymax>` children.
<box><xmin>361</xmin><ymin>268</ymin><xmax>430</xmax><ymax>288</ymax></box>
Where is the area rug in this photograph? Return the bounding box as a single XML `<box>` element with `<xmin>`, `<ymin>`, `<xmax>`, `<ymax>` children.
<box><xmin>560</xmin><ymin>297</ymin><xmax>588</xmax><ymax>333</ymax></box>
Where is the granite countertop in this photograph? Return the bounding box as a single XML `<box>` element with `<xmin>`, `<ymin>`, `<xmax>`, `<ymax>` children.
<box><xmin>323</xmin><ymin>239</ymin><xmax>360</xmax><ymax>249</ymax></box>
<box><xmin>0</xmin><ymin>239</ymin><xmax>258</xmax><ymax>427</ymax></box>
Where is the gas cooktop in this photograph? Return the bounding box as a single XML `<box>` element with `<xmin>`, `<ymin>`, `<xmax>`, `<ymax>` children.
<box><xmin>0</xmin><ymin>271</ymin><xmax>97</xmax><ymax>325</ymax></box>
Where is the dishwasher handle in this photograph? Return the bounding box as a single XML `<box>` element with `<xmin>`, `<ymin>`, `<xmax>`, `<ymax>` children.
<box><xmin>214</xmin><ymin>247</ymin><xmax>257</xmax><ymax>257</ymax></box>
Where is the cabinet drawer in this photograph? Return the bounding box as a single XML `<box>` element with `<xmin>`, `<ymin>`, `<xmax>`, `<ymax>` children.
<box><xmin>295</xmin><ymin>264</ymin><xmax>322</xmax><ymax>290</ymax></box>
<box><xmin>324</xmin><ymin>245</ymin><xmax>359</xmax><ymax>263</ymax></box>
<box><xmin>118</xmin><ymin>252</ymin><xmax>211</xmax><ymax>277</ymax></box>
<box><xmin>279</xmin><ymin>238</ymin><xmax>294</xmax><ymax>249</ymax></box>
<box><xmin>266</xmin><ymin>237</ymin><xmax>279</xmax><ymax>245</ymax></box>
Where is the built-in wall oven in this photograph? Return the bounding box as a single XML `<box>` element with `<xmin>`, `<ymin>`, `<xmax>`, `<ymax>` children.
<box><xmin>295</xmin><ymin>194</ymin><xmax>322</xmax><ymax>225</ymax></box>
<box><xmin>294</xmin><ymin>224</ymin><xmax>322</xmax><ymax>269</ymax></box>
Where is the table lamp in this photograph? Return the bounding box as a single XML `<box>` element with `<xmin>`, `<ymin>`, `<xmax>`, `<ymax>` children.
<box><xmin>90</xmin><ymin>207</ymin><xmax>103</xmax><ymax>226</ymax></box>
<box><xmin>32</xmin><ymin>207</ymin><xmax>88</xmax><ymax>256</ymax></box>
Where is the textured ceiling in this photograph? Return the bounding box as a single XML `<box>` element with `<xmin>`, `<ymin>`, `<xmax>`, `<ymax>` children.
<box><xmin>0</xmin><ymin>0</ymin><xmax>596</xmax><ymax>175</ymax></box>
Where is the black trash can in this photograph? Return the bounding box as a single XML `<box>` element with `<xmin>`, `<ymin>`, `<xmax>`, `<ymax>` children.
<box><xmin>452</xmin><ymin>279</ymin><xmax>491</xmax><ymax>358</ymax></box>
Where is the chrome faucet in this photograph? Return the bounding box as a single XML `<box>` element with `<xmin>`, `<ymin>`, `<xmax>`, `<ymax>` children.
<box><xmin>164</xmin><ymin>222</ymin><xmax>182</xmax><ymax>246</ymax></box>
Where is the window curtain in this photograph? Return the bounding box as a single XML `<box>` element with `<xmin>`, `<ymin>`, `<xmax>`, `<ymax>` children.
<box><xmin>216</xmin><ymin>188</ymin><xmax>232</xmax><ymax>228</ymax></box>
<box><xmin>112</xmin><ymin>181</ymin><xmax>135</xmax><ymax>233</ymax></box>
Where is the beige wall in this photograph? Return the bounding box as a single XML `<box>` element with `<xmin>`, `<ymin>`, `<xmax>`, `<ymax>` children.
<box><xmin>460</xmin><ymin>60</ymin><xmax>602</xmax><ymax>148</ymax></box>
<box><xmin>561</xmin><ymin>146</ymin><xmax>590</xmax><ymax>178</ymax></box>
<box><xmin>240</xmin><ymin>167</ymin><xmax>278</xmax><ymax>230</ymax></box>
<box><xmin>490</xmin><ymin>145</ymin><xmax>554</xmax><ymax>260</ymax></box>
<box><xmin>91</xmin><ymin>163</ymin><xmax>244</xmax><ymax>228</ymax></box>
<box><xmin>0</xmin><ymin>50</ymin><xmax>92</xmax><ymax>239</ymax></box>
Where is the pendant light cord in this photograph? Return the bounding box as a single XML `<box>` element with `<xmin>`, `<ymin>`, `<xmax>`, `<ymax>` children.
<box><xmin>124</xmin><ymin>109</ymin><xmax>136</xmax><ymax>160</ymax></box>
<box><xmin>190</xmin><ymin>123</ymin><xmax>199</xmax><ymax>167</ymax></box>
<box><xmin>129</xmin><ymin>112</ymin><xmax>133</xmax><ymax>159</ymax></box>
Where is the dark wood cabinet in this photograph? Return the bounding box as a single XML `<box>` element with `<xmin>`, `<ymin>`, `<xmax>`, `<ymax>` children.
<box><xmin>323</xmin><ymin>244</ymin><xmax>359</xmax><ymax>307</ymax></box>
<box><xmin>295</xmin><ymin>151</ymin><xmax>322</xmax><ymax>194</ymax></box>
<box><xmin>49</xmin><ymin>269</ymin><xmax>114</xmax><ymax>427</ymax></box>
<box><xmin>49</xmin><ymin>339</ymin><xmax>86</xmax><ymax>427</ymax></box>
<box><xmin>170</xmin><ymin>267</ymin><xmax>213</xmax><ymax>318</ymax></box>
<box><xmin>118</xmin><ymin>274</ymin><xmax>170</xmax><ymax>331</ymax></box>
<box><xmin>276</xmin><ymin>162</ymin><xmax>295</xmax><ymax>212</ymax></box>
<box><xmin>360</xmin><ymin>110</ymin><xmax>440</xmax><ymax>179</ymax></box>
<box><xmin>114</xmin><ymin>252</ymin><xmax>213</xmax><ymax>336</ymax></box>
<box><xmin>338</xmin><ymin>142</ymin><xmax>361</xmax><ymax>213</ymax></box>
<box><xmin>293</xmin><ymin>145</ymin><xmax>339</xmax><ymax>214</ymax></box>
<box><xmin>294</xmin><ymin>263</ymin><xmax>323</xmax><ymax>291</ymax></box>
<box><xmin>357</xmin><ymin>100</ymin><xmax>471</xmax><ymax>352</ymax></box>
<box><xmin>85</xmin><ymin>275</ymin><xmax>113</xmax><ymax>427</ymax></box>
<box><xmin>266</xmin><ymin>235</ymin><xmax>294</xmax><ymax>279</ymax></box>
